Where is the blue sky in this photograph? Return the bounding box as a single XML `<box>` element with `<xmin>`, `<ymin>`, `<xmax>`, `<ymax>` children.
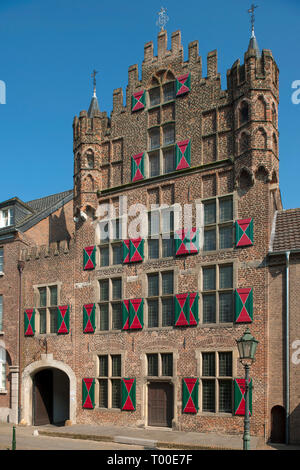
<box><xmin>0</xmin><ymin>0</ymin><xmax>300</xmax><ymax>209</ymax></box>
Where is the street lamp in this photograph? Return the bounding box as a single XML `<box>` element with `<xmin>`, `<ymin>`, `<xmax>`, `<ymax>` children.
<box><xmin>236</xmin><ymin>328</ymin><xmax>259</xmax><ymax>450</ymax></box>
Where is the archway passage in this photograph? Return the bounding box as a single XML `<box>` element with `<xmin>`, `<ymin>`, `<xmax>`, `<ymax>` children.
<box><xmin>270</xmin><ymin>406</ymin><xmax>285</xmax><ymax>443</ymax></box>
<box><xmin>33</xmin><ymin>368</ymin><xmax>70</xmax><ymax>426</ymax></box>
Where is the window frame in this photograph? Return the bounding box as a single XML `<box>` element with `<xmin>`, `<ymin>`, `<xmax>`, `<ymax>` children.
<box><xmin>34</xmin><ymin>283</ymin><xmax>60</xmax><ymax>335</ymax></box>
<box><xmin>201</xmin><ymin>262</ymin><xmax>234</xmax><ymax>325</ymax></box>
<box><xmin>146</xmin><ymin>352</ymin><xmax>174</xmax><ymax>378</ymax></box>
<box><xmin>0</xmin><ymin>207</ymin><xmax>14</xmax><ymax>228</ymax></box>
<box><xmin>200</xmin><ymin>350</ymin><xmax>234</xmax><ymax>414</ymax></box>
<box><xmin>146</xmin><ymin>270</ymin><xmax>174</xmax><ymax>328</ymax></box>
<box><xmin>97</xmin><ymin>354</ymin><xmax>123</xmax><ymax>409</ymax></box>
<box><xmin>98</xmin><ymin>217</ymin><xmax>123</xmax><ymax>267</ymax></box>
<box><xmin>146</xmin><ymin>207</ymin><xmax>175</xmax><ymax>261</ymax></box>
<box><xmin>0</xmin><ymin>346</ymin><xmax>6</xmax><ymax>391</ymax></box>
<box><xmin>202</xmin><ymin>195</ymin><xmax>234</xmax><ymax>252</ymax></box>
<box><xmin>98</xmin><ymin>277</ymin><xmax>123</xmax><ymax>332</ymax></box>
<box><xmin>0</xmin><ymin>247</ymin><xmax>3</xmax><ymax>274</ymax></box>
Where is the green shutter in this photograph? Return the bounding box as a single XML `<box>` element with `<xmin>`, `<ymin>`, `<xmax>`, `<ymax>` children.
<box><xmin>235</xmin><ymin>219</ymin><xmax>253</xmax><ymax>247</ymax></box>
<box><xmin>129</xmin><ymin>299</ymin><xmax>144</xmax><ymax>329</ymax></box>
<box><xmin>82</xmin><ymin>378</ymin><xmax>95</xmax><ymax>409</ymax></box>
<box><xmin>121</xmin><ymin>378</ymin><xmax>136</xmax><ymax>411</ymax></box>
<box><xmin>131</xmin><ymin>153</ymin><xmax>145</xmax><ymax>182</ymax></box>
<box><xmin>24</xmin><ymin>309</ymin><xmax>35</xmax><ymax>336</ymax></box>
<box><xmin>57</xmin><ymin>305</ymin><xmax>70</xmax><ymax>334</ymax></box>
<box><xmin>83</xmin><ymin>246</ymin><xmax>96</xmax><ymax>270</ymax></box>
<box><xmin>83</xmin><ymin>304</ymin><xmax>96</xmax><ymax>333</ymax></box>
<box><xmin>182</xmin><ymin>378</ymin><xmax>199</xmax><ymax>413</ymax></box>
<box><xmin>234</xmin><ymin>378</ymin><xmax>252</xmax><ymax>416</ymax></box>
<box><xmin>235</xmin><ymin>288</ymin><xmax>253</xmax><ymax>323</ymax></box>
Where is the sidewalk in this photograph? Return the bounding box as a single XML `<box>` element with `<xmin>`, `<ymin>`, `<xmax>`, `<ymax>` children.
<box><xmin>5</xmin><ymin>422</ymin><xmax>299</xmax><ymax>451</ymax></box>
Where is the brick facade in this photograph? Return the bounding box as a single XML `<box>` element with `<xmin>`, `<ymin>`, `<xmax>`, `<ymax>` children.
<box><xmin>0</xmin><ymin>28</ymin><xmax>299</xmax><ymax>444</ymax></box>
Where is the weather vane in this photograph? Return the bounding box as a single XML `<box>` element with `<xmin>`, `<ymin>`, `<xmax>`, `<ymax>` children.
<box><xmin>248</xmin><ymin>4</ymin><xmax>258</xmax><ymax>36</ymax></box>
<box><xmin>91</xmin><ymin>70</ymin><xmax>98</xmax><ymax>97</ymax></box>
<box><xmin>156</xmin><ymin>7</ymin><xmax>169</xmax><ymax>31</ymax></box>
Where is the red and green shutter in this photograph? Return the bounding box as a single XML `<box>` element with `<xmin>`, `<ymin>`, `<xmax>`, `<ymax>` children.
<box><xmin>57</xmin><ymin>305</ymin><xmax>70</xmax><ymax>334</ymax></box>
<box><xmin>235</xmin><ymin>288</ymin><xmax>253</xmax><ymax>323</ymax></box>
<box><xmin>123</xmin><ymin>238</ymin><xmax>144</xmax><ymax>263</ymax></box>
<box><xmin>82</xmin><ymin>378</ymin><xmax>95</xmax><ymax>409</ymax></box>
<box><xmin>123</xmin><ymin>240</ymin><xmax>130</xmax><ymax>264</ymax></box>
<box><xmin>121</xmin><ymin>378</ymin><xmax>136</xmax><ymax>411</ymax></box>
<box><xmin>131</xmin><ymin>90</ymin><xmax>146</xmax><ymax>112</ymax></box>
<box><xmin>175</xmin><ymin>293</ymin><xmax>189</xmax><ymax>327</ymax></box>
<box><xmin>182</xmin><ymin>378</ymin><xmax>199</xmax><ymax>413</ymax></box>
<box><xmin>235</xmin><ymin>218</ymin><xmax>253</xmax><ymax>247</ymax></box>
<box><xmin>24</xmin><ymin>309</ymin><xmax>35</xmax><ymax>336</ymax></box>
<box><xmin>176</xmin><ymin>73</ymin><xmax>191</xmax><ymax>97</ymax></box>
<box><xmin>129</xmin><ymin>298</ymin><xmax>144</xmax><ymax>330</ymax></box>
<box><xmin>131</xmin><ymin>153</ymin><xmax>145</xmax><ymax>182</ymax></box>
<box><xmin>83</xmin><ymin>303</ymin><xmax>96</xmax><ymax>333</ymax></box>
<box><xmin>189</xmin><ymin>292</ymin><xmax>199</xmax><ymax>326</ymax></box>
<box><xmin>83</xmin><ymin>246</ymin><xmax>96</xmax><ymax>270</ymax></box>
<box><xmin>175</xmin><ymin>140</ymin><xmax>191</xmax><ymax>170</ymax></box>
<box><xmin>122</xmin><ymin>299</ymin><xmax>130</xmax><ymax>330</ymax></box>
<box><xmin>234</xmin><ymin>378</ymin><xmax>252</xmax><ymax>416</ymax></box>
<box><xmin>175</xmin><ymin>293</ymin><xmax>199</xmax><ymax>327</ymax></box>
<box><xmin>175</xmin><ymin>228</ymin><xmax>199</xmax><ymax>256</ymax></box>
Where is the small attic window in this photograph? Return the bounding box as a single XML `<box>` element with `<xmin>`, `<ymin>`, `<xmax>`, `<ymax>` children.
<box><xmin>0</xmin><ymin>208</ymin><xmax>14</xmax><ymax>228</ymax></box>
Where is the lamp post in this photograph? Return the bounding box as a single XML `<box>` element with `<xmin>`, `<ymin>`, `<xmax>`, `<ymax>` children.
<box><xmin>236</xmin><ymin>328</ymin><xmax>259</xmax><ymax>450</ymax></box>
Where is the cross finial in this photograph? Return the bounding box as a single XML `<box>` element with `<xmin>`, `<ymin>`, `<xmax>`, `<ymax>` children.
<box><xmin>248</xmin><ymin>4</ymin><xmax>258</xmax><ymax>37</ymax></box>
<box><xmin>156</xmin><ymin>6</ymin><xmax>169</xmax><ymax>31</ymax></box>
<box><xmin>91</xmin><ymin>70</ymin><xmax>98</xmax><ymax>97</ymax></box>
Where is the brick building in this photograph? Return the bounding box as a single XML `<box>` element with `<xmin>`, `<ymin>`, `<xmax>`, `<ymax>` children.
<box><xmin>0</xmin><ymin>27</ymin><xmax>299</xmax><ymax>444</ymax></box>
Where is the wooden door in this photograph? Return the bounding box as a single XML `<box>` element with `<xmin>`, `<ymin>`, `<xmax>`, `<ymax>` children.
<box><xmin>148</xmin><ymin>382</ymin><xmax>173</xmax><ymax>427</ymax></box>
<box><xmin>33</xmin><ymin>369</ymin><xmax>53</xmax><ymax>426</ymax></box>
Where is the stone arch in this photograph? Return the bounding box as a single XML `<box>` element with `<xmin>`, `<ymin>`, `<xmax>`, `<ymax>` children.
<box><xmin>237</xmin><ymin>167</ymin><xmax>254</xmax><ymax>191</ymax></box>
<box><xmin>84</xmin><ymin>174</ymin><xmax>94</xmax><ymax>192</ymax></box>
<box><xmin>85</xmin><ymin>148</ymin><xmax>94</xmax><ymax>169</ymax></box>
<box><xmin>272</xmin><ymin>102</ymin><xmax>277</xmax><ymax>127</ymax></box>
<box><xmin>256</xmin><ymin>95</ymin><xmax>267</xmax><ymax>120</ymax></box>
<box><xmin>254</xmin><ymin>127</ymin><xmax>267</xmax><ymax>149</ymax></box>
<box><xmin>21</xmin><ymin>355</ymin><xmax>77</xmax><ymax>425</ymax></box>
<box><xmin>270</xmin><ymin>405</ymin><xmax>285</xmax><ymax>443</ymax></box>
<box><xmin>255</xmin><ymin>165</ymin><xmax>269</xmax><ymax>182</ymax></box>
<box><xmin>238</xmin><ymin>130</ymin><xmax>250</xmax><ymax>154</ymax></box>
<box><xmin>272</xmin><ymin>133</ymin><xmax>278</xmax><ymax>155</ymax></box>
<box><xmin>237</xmin><ymin>99</ymin><xmax>250</xmax><ymax>126</ymax></box>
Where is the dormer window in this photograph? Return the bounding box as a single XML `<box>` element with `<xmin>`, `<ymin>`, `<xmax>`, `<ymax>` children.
<box><xmin>0</xmin><ymin>208</ymin><xmax>14</xmax><ymax>228</ymax></box>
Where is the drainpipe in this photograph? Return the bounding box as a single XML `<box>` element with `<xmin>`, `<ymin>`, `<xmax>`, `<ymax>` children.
<box><xmin>17</xmin><ymin>260</ymin><xmax>25</xmax><ymax>424</ymax></box>
<box><xmin>285</xmin><ymin>251</ymin><xmax>290</xmax><ymax>445</ymax></box>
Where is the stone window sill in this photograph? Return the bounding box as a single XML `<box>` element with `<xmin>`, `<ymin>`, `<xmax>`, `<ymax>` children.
<box><xmin>0</xmin><ymin>389</ymin><xmax>7</xmax><ymax>394</ymax></box>
<box><xmin>0</xmin><ymin>331</ymin><xmax>4</xmax><ymax>336</ymax></box>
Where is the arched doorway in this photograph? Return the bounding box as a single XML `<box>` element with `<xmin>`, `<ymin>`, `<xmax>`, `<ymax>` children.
<box><xmin>33</xmin><ymin>368</ymin><xmax>70</xmax><ymax>426</ymax></box>
<box><xmin>270</xmin><ymin>406</ymin><xmax>286</xmax><ymax>443</ymax></box>
<box><xmin>22</xmin><ymin>356</ymin><xmax>76</xmax><ymax>426</ymax></box>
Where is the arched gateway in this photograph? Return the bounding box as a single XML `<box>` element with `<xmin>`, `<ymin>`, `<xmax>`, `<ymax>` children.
<box><xmin>21</xmin><ymin>355</ymin><xmax>76</xmax><ymax>426</ymax></box>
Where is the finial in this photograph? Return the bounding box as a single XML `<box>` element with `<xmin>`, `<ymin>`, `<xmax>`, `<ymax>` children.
<box><xmin>91</xmin><ymin>70</ymin><xmax>98</xmax><ymax>97</ymax></box>
<box><xmin>248</xmin><ymin>4</ymin><xmax>258</xmax><ymax>37</ymax></box>
<box><xmin>156</xmin><ymin>7</ymin><xmax>169</xmax><ymax>31</ymax></box>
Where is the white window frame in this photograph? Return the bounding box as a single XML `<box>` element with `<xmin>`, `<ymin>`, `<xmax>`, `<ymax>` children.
<box><xmin>0</xmin><ymin>347</ymin><xmax>6</xmax><ymax>391</ymax></box>
<box><xmin>0</xmin><ymin>247</ymin><xmax>3</xmax><ymax>274</ymax></box>
<box><xmin>0</xmin><ymin>208</ymin><xmax>14</xmax><ymax>228</ymax></box>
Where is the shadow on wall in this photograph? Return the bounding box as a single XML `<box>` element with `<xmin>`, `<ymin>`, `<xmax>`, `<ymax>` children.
<box><xmin>49</xmin><ymin>206</ymin><xmax>71</xmax><ymax>244</ymax></box>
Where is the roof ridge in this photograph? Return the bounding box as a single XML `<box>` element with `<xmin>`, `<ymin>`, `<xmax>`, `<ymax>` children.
<box><xmin>26</xmin><ymin>189</ymin><xmax>73</xmax><ymax>205</ymax></box>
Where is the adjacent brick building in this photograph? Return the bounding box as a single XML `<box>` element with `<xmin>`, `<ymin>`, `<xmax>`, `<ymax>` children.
<box><xmin>0</xmin><ymin>27</ymin><xmax>299</xmax><ymax>445</ymax></box>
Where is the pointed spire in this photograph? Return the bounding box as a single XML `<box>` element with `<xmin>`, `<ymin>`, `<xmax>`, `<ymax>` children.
<box><xmin>247</xmin><ymin>4</ymin><xmax>261</xmax><ymax>58</ymax></box>
<box><xmin>88</xmin><ymin>70</ymin><xmax>100</xmax><ymax>117</ymax></box>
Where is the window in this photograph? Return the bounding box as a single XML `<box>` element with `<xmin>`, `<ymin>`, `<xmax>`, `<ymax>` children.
<box><xmin>203</xmin><ymin>196</ymin><xmax>233</xmax><ymax>251</ymax></box>
<box><xmin>201</xmin><ymin>351</ymin><xmax>233</xmax><ymax>413</ymax></box>
<box><xmin>0</xmin><ymin>208</ymin><xmax>14</xmax><ymax>228</ymax></box>
<box><xmin>147</xmin><ymin>353</ymin><xmax>173</xmax><ymax>377</ymax></box>
<box><xmin>99</xmin><ymin>278</ymin><xmax>122</xmax><ymax>331</ymax></box>
<box><xmin>0</xmin><ymin>248</ymin><xmax>3</xmax><ymax>273</ymax></box>
<box><xmin>37</xmin><ymin>285</ymin><xmax>58</xmax><ymax>334</ymax></box>
<box><xmin>147</xmin><ymin>77</ymin><xmax>176</xmax><ymax>178</ymax></box>
<box><xmin>147</xmin><ymin>208</ymin><xmax>174</xmax><ymax>260</ymax></box>
<box><xmin>239</xmin><ymin>101</ymin><xmax>249</xmax><ymax>125</ymax></box>
<box><xmin>202</xmin><ymin>264</ymin><xmax>233</xmax><ymax>324</ymax></box>
<box><xmin>147</xmin><ymin>271</ymin><xmax>174</xmax><ymax>327</ymax></box>
<box><xmin>0</xmin><ymin>347</ymin><xmax>6</xmax><ymax>390</ymax></box>
<box><xmin>99</xmin><ymin>218</ymin><xmax>123</xmax><ymax>267</ymax></box>
<box><xmin>98</xmin><ymin>354</ymin><xmax>122</xmax><ymax>409</ymax></box>
<box><xmin>0</xmin><ymin>295</ymin><xmax>2</xmax><ymax>331</ymax></box>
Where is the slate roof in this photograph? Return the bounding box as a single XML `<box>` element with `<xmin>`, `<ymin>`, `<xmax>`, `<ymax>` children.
<box><xmin>270</xmin><ymin>208</ymin><xmax>300</xmax><ymax>253</ymax></box>
<box><xmin>0</xmin><ymin>189</ymin><xmax>73</xmax><ymax>237</ymax></box>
